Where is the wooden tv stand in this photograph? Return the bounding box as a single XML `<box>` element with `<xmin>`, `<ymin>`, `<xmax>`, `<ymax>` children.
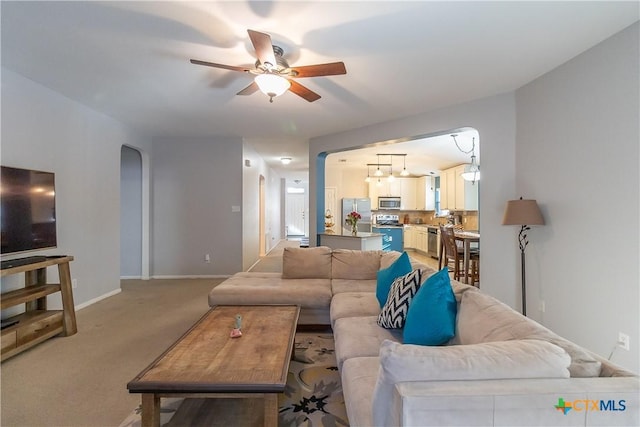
<box><xmin>1</xmin><ymin>256</ymin><xmax>76</xmax><ymax>361</ymax></box>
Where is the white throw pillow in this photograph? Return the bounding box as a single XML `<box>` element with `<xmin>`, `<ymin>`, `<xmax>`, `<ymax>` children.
<box><xmin>371</xmin><ymin>339</ymin><xmax>570</xmax><ymax>426</ymax></box>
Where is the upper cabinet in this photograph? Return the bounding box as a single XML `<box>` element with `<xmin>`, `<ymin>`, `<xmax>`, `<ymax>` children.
<box><xmin>416</xmin><ymin>176</ymin><xmax>435</xmax><ymax>211</ymax></box>
<box><xmin>368</xmin><ymin>179</ymin><xmax>402</xmax><ymax>206</ymax></box>
<box><xmin>369</xmin><ymin>177</ymin><xmax>435</xmax><ymax>210</ymax></box>
<box><xmin>440</xmin><ymin>164</ymin><xmax>478</xmax><ymax>211</ymax></box>
<box><xmin>400</xmin><ymin>178</ymin><xmax>417</xmax><ymax>210</ymax></box>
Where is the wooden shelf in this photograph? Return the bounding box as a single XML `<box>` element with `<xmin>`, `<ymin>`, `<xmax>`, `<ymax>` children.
<box><xmin>1</xmin><ymin>284</ymin><xmax>61</xmax><ymax>309</ymax></box>
<box><xmin>1</xmin><ymin>256</ymin><xmax>76</xmax><ymax>362</ymax></box>
<box><xmin>1</xmin><ymin>256</ymin><xmax>74</xmax><ymax>276</ymax></box>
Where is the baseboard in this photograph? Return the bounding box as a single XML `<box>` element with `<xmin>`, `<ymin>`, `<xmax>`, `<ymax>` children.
<box><xmin>76</xmin><ymin>288</ymin><xmax>121</xmax><ymax>311</ymax></box>
<box><xmin>120</xmin><ymin>275</ymin><xmax>142</xmax><ymax>280</ymax></box>
<box><xmin>151</xmin><ymin>275</ymin><xmax>231</xmax><ymax>279</ymax></box>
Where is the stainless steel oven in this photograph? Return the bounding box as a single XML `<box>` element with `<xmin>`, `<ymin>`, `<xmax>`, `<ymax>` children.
<box><xmin>378</xmin><ymin>197</ymin><xmax>401</xmax><ymax>210</ymax></box>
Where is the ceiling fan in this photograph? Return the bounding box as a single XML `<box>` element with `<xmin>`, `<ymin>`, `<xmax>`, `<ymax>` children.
<box><xmin>190</xmin><ymin>29</ymin><xmax>347</xmax><ymax>103</ymax></box>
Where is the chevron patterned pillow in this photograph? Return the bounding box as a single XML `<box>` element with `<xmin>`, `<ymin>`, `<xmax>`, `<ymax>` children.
<box><xmin>377</xmin><ymin>269</ymin><xmax>423</xmax><ymax>329</ymax></box>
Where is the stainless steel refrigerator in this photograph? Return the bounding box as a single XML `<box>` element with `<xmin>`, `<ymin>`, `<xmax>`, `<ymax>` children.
<box><xmin>342</xmin><ymin>198</ymin><xmax>372</xmax><ymax>235</ymax></box>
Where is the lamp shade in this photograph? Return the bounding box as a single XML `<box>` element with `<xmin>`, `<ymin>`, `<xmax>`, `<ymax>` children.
<box><xmin>502</xmin><ymin>199</ymin><xmax>544</xmax><ymax>226</ymax></box>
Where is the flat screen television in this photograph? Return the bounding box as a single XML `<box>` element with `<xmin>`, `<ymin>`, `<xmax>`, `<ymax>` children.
<box><xmin>1</xmin><ymin>166</ymin><xmax>57</xmax><ymax>255</ymax></box>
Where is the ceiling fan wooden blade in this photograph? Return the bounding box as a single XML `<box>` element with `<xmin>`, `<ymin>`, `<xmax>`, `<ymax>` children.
<box><xmin>289</xmin><ymin>80</ymin><xmax>321</xmax><ymax>102</ymax></box>
<box><xmin>247</xmin><ymin>30</ymin><xmax>277</xmax><ymax>69</ymax></box>
<box><xmin>237</xmin><ymin>82</ymin><xmax>259</xmax><ymax>96</ymax></box>
<box><xmin>290</xmin><ymin>62</ymin><xmax>347</xmax><ymax>78</ymax></box>
<box><xmin>190</xmin><ymin>59</ymin><xmax>249</xmax><ymax>73</ymax></box>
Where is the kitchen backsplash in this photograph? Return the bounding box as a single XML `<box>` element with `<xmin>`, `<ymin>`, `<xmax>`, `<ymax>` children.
<box><xmin>377</xmin><ymin>210</ymin><xmax>479</xmax><ymax>230</ymax></box>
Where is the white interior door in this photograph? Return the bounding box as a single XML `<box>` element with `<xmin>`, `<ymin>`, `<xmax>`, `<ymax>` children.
<box><xmin>286</xmin><ymin>193</ymin><xmax>305</xmax><ymax>236</ymax></box>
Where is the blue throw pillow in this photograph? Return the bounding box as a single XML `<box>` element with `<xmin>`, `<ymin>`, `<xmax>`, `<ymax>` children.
<box><xmin>403</xmin><ymin>268</ymin><xmax>457</xmax><ymax>345</ymax></box>
<box><xmin>376</xmin><ymin>252</ymin><xmax>412</xmax><ymax>308</ymax></box>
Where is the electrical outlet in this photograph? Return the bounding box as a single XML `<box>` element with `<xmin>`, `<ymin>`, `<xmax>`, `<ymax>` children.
<box><xmin>72</xmin><ymin>279</ymin><xmax>78</xmax><ymax>289</ymax></box>
<box><xmin>618</xmin><ymin>332</ymin><xmax>630</xmax><ymax>351</ymax></box>
<box><xmin>539</xmin><ymin>300</ymin><xmax>546</xmax><ymax>313</ymax></box>
<box><xmin>205</xmin><ymin>254</ymin><xmax>211</xmax><ymax>263</ymax></box>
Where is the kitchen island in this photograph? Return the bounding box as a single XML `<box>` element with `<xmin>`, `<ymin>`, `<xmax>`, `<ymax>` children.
<box><xmin>318</xmin><ymin>232</ymin><xmax>383</xmax><ymax>251</ymax></box>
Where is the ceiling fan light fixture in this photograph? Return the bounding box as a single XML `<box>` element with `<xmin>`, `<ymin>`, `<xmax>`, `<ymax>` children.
<box><xmin>255</xmin><ymin>73</ymin><xmax>291</xmax><ymax>102</ymax></box>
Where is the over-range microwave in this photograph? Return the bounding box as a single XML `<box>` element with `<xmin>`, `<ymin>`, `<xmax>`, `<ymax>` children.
<box><xmin>378</xmin><ymin>197</ymin><xmax>401</xmax><ymax>210</ymax></box>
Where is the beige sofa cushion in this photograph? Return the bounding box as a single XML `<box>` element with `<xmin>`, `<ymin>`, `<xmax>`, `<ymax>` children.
<box><xmin>333</xmin><ymin>316</ymin><xmax>402</xmax><ymax>370</ymax></box>
<box><xmin>331</xmin><ymin>278</ymin><xmax>377</xmax><ymax>294</ymax></box>
<box><xmin>282</xmin><ymin>246</ymin><xmax>332</xmax><ymax>279</ymax></box>
<box><xmin>330</xmin><ymin>292</ymin><xmax>380</xmax><ymax>328</ymax></box>
<box><xmin>372</xmin><ymin>339</ymin><xmax>571</xmax><ymax>426</ymax></box>
<box><xmin>331</xmin><ymin>249</ymin><xmax>382</xmax><ymax>280</ymax></box>
<box><xmin>341</xmin><ymin>356</ymin><xmax>379</xmax><ymax>427</ymax></box>
<box><xmin>456</xmin><ymin>290</ymin><xmax>602</xmax><ymax>377</ymax></box>
<box><xmin>208</xmin><ymin>275</ymin><xmax>332</xmax><ymax>309</ymax></box>
<box><xmin>380</xmin><ymin>251</ymin><xmax>402</xmax><ymax>269</ymax></box>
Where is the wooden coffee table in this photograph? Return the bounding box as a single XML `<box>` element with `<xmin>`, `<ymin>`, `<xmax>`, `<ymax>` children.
<box><xmin>127</xmin><ymin>305</ymin><xmax>300</xmax><ymax>427</ymax></box>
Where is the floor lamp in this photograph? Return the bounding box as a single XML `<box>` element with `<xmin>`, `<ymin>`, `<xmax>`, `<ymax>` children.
<box><xmin>502</xmin><ymin>198</ymin><xmax>545</xmax><ymax>316</ymax></box>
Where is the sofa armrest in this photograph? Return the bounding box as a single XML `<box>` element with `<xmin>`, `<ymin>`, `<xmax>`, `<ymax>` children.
<box><xmin>390</xmin><ymin>377</ymin><xmax>639</xmax><ymax>427</ymax></box>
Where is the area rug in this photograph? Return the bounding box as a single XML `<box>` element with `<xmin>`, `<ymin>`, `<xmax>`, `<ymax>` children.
<box><xmin>119</xmin><ymin>333</ymin><xmax>348</xmax><ymax>427</ymax></box>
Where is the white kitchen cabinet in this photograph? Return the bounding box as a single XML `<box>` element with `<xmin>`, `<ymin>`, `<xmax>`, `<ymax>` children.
<box><xmin>403</xmin><ymin>226</ymin><xmax>416</xmax><ymax>249</ymax></box>
<box><xmin>440</xmin><ymin>171</ymin><xmax>449</xmax><ymax>209</ymax></box>
<box><xmin>440</xmin><ymin>168</ymin><xmax>456</xmax><ymax>210</ymax></box>
<box><xmin>454</xmin><ymin>165</ymin><xmax>466</xmax><ymax>210</ymax></box>
<box><xmin>400</xmin><ymin>178</ymin><xmax>417</xmax><ymax>210</ymax></box>
<box><xmin>415</xmin><ymin>227</ymin><xmax>428</xmax><ymax>254</ymax></box>
<box><xmin>416</xmin><ymin>176</ymin><xmax>435</xmax><ymax>211</ymax></box>
<box><xmin>369</xmin><ymin>178</ymin><xmax>402</xmax><ymax>207</ymax></box>
<box><xmin>439</xmin><ymin>165</ymin><xmax>478</xmax><ymax>211</ymax></box>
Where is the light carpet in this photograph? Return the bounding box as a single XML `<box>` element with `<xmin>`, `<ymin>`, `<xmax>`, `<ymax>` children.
<box><xmin>119</xmin><ymin>333</ymin><xmax>348</xmax><ymax>427</ymax></box>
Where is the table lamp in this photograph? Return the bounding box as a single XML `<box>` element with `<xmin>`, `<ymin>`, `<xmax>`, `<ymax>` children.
<box><xmin>502</xmin><ymin>198</ymin><xmax>545</xmax><ymax>316</ymax></box>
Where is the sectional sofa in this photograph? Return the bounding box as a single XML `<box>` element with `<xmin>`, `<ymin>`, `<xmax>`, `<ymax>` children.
<box><xmin>208</xmin><ymin>246</ymin><xmax>639</xmax><ymax>426</ymax></box>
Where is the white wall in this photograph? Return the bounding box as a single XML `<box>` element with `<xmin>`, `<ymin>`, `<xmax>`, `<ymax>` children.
<box><xmin>120</xmin><ymin>146</ymin><xmax>142</xmax><ymax>278</ymax></box>
<box><xmin>1</xmin><ymin>68</ymin><xmax>152</xmax><ymax>307</ymax></box>
<box><xmin>151</xmin><ymin>137</ymin><xmax>243</xmax><ymax>276</ymax></box>
<box><xmin>310</xmin><ymin>93</ymin><xmax>518</xmax><ymax>307</ymax></box>
<box><xmin>515</xmin><ymin>23</ymin><xmax>639</xmax><ymax>372</ymax></box>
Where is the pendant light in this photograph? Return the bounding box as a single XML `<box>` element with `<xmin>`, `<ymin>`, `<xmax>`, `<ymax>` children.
<box><xmin>400</xmin><ymin>154</ymin><xmax>410</xmax><ymax>176</ymax></box>
<box><xmin>461</xmin><ymin>153</ymin><xmax>480</xmax><ymax>183</ymax></box>
<box><xmin>374</xmin><ymin>155</ymin><xmax>383</xmax><ymax>176</ymax></box>
<box><xmin>452</xmin><ymin>134</ymin><xmax>480</xmax><ymax>185</ymax></box>
<box><xmin>364</xmin><ymin>165</ymin><xmax>371</xmax><ymax>183</ymax></box>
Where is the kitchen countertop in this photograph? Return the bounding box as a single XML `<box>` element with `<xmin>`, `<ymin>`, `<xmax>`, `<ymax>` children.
<box><xmin>318</xmin><ymin>232</ymin><xmax>383</xmax><ymax>238</ymax></box>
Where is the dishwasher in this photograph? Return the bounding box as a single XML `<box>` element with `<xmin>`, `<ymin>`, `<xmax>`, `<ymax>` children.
<box><xmin>427</xmin><ymin>226</ymin><xmax>439</xmax><ymax>259</ymax></box>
